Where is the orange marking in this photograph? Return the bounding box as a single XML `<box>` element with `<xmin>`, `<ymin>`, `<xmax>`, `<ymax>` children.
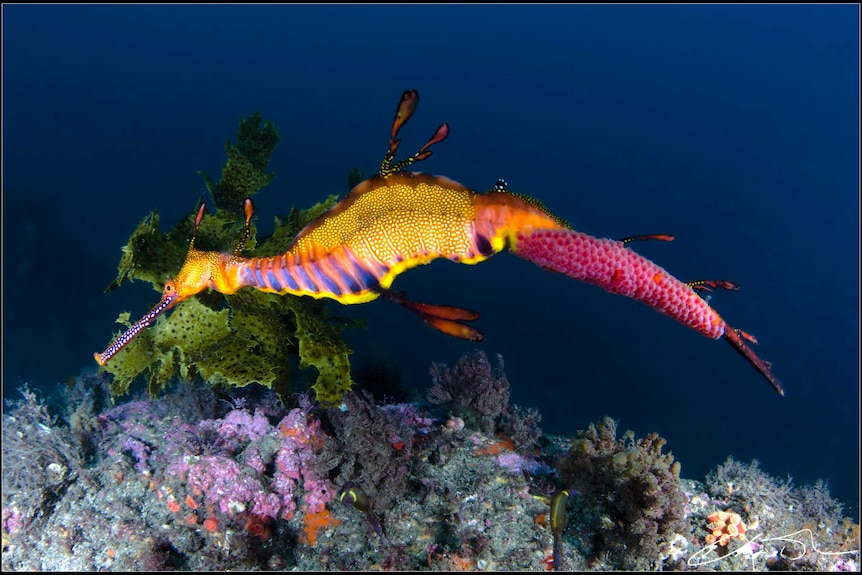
<box><xmin>423</xmin><ymin>316</ymin><xmax>483</xmax><ymax>341</ymax></box>
<box><xmin>270</xmin><ymin>254</ymin><xmax>284</xmax><ymax>283</ymax></box>
<box><xmin>245</xmin><ymin>514</ymin><xmax>272</xmax><ymax>540</ymax></box>
<box><xmin>301</xmin><ymin>509</ymin><xmax>342</xmax><ymax>547</ymax></box>
<box><xmin>653</xmin><ymin>272</ymin><xmax>662</xmax><ymax>283</ymax></box>
<box><xmin>203</xmin><ymin>516</ymin><xmax>219</xmax><ymax>532</ymax></box>
<box><xmin>476</xmin><ymin>437</ymin><xmax>516</xmax><ymax>455</ymax></box>
<box><xmin>446</xmin><ymin>555</ymin><xmax>476</xmax><ymax>571</ymax></box>
<box><xmin>738</xmin><ymin>329</ymin><xmax>759</xmax><ymax>345</ymax></box>
<box><xmin>243</xmin><ymin>198</ymin><xmax>254</xmax><ymax>225</ymax></box>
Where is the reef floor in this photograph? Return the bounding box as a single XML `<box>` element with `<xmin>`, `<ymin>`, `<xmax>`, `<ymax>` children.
<box><xmin>2</xmin><ymin>363</ymin><xmax>859</xmax><ymax>572</ymax></box>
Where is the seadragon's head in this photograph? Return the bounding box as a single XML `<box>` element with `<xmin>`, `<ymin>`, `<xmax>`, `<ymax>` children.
<box><xmin>94</xmin><ymin>204</ymin><xmax>220</xmax><ymax>366</ymax></box>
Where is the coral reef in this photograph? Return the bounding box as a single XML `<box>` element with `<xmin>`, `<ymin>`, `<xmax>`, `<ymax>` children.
<box><xmin>684</xmin><ymin>456</ymin><xmax>861</xmax><ymax>571</ymax></box>
<box><xmin>2</xmin><ymin>367</ymin><xmax>857</xmax><ymax>572</ymax></box>
<box><xmin>426</xmin><ymin>350</ymin><xmax>542</xmax><ymax>455</ymax></box>
<box><xmin>2</xmin><ymin>386</ymin><xmax>81</xmax><ymax>539</ymax></box>
<box><xmin>98</xmin><ymin>113</ymin><xmax>356</xmax><ymax>405</ymax></box>
<box><xmin>556</xmin><ymin>416</ymin><xmax>688</xmax><ymax>570</ymax></box>
<box><xmin>427</xmin><ymin>351</ymin><xmax>510</xmax><ymax>436</ymax></box>
<box><xmin>704</xmin><ymin>510</ymin><xmax>747</xmax><ymax>546</ymax></box>
<box><xmin>321</xmin><ymin>390</ymin><xmax>431</xmax><ymax>512</ymax></box>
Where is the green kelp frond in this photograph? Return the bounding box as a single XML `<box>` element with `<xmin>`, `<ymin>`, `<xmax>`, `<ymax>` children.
<box><xmin>102</xmin><ymin>311</ymin><xmax>164</xmax><ymax>396</ymax></box>
<box><xmin>236</xmin><ymin>112</ymin><xmax>280</xmax><ymax>172</ymax></box>
<box><xmin>107</xmin><ymin>206</ymin><xmax>256</xmax><ymax>293</ymax></box>
<box><xmin>199</xmin><ymin>112</ymin><xmax>279</xmax><ymax>212</ymax></box>
<box><xmin>100</xmin><ymin>113</ymin><xmax>360</xmax><ymax>405</ymax></box>
<box><xmin>292</xmin><ymin>300</ymin><xmax>353</xmax><ymax>407</ymax></box>
<box><xmin>250</xmin><ymin>194</ymin><xmax>341</xmax><ymax>256</ymax></box>
<box><xmin>103</xmin><ymin>298</ymin><xmax>277</xmax><ymax>398</ymax></box>
<box><xmin>101</xmin><ymin>200</ymin><xmax>357</xmax><ymax>404</ymax></box>
<box><xmin>106</xmin><ymin>211</ymin><xmax>185</xmax><ymax>292</ymax></box>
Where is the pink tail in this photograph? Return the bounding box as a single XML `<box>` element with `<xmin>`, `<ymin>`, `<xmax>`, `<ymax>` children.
<box><xmin>513</xmin><ymin>228</ymin><xmax>783</xmax><ymax>395</ymax></box>
<box><xmin>513</xmin><ymin>228</ymin><xmax>726</xmax><ymax>337</ymax></box>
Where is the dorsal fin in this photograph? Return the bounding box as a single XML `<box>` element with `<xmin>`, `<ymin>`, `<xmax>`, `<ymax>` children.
<box><xmin>508</xmin><ymin>191</ymin><xmax>571</xmax><ymax>230</ymax></box>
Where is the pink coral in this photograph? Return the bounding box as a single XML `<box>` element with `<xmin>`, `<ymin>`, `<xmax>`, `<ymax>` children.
<box><xmin>243</xmin><ymin>445</ymin><xmax>267</xmax><ymax>475</ymax></box>
<box><xmin>496</xmin><ymin>452</ymin><xmax>539</xmax><ymax>475</ymax></box>
<box><xmin>217</xmin><ymin>408</ymin><xmax>272</xmax><ymax>442</ymax></box>
<box><xmin>380</xmin><ymin>403</ymin><xmax>434</xmax><ymax>431</ymax></box>
<box><xmin>251</xmin><ymin>492</ymin><xmax>283</xmax><ymax>519</ymax></box>
<box><xmin>187</xmin><ymin>455</ymin><xmax>267</xmax><ymax>515</ymax></box>
<box><xmin>272</xmin><ymin>407</ymin><xmax>334</xmax><ymax>518</ymax></box>
<box><xmin>120</xmin><ymin>436</ymin><xmax>151</xmax><ymax>474</ymax></box>
<box><xmin>155</xmin><ymin>396</ymin><xmax>334</xmax><ymax>524</ymax></box>
<box><xmin>302</xmin><ymin>478</ymin><xmax>335</xmax><ymax>514</ymax></box>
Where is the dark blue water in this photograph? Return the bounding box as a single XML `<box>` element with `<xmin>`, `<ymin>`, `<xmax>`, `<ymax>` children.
<box><xmin>4</xmin><ymin>5</ymin><xmax>858</xmax><ymax>515</ymax></box>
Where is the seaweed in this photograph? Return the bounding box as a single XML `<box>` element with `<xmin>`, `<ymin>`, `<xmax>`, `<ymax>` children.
<box><xmin>427</xmin><ymin>350</ymin><xmax>510</xmax><ymax>436</ymax></box>
<box><xmin>199</xmin><ymin>112</ymin><xmax>279</xmax><ymax>211</ymax></box>
<box><xmin>320</xmin><ymin>391</ymin><xmax>425</xmax><ymax>512</ymax></box>
<box><xmin>2</xmin><ymin>386</ymin><xmax>82</xmax><ymax>535</ymax></box>
<box><xmin>557</xmin><ymin>417</ymin><xmax>688</xmax><ymax>570</ymax></box>
<box><xmin>98</xmin><ymin>113</ymin><xmax>357</xmax><ymax>405</ymax></box>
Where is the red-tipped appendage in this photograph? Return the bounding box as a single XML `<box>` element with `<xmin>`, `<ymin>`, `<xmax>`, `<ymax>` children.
<box><xmin>389</xmin><ymin>89</ymin><xmax>419</xmax><ymax>156</ymax></box>
<box><xmin>513</xmin><ymin>228</ymin><xmax>783</xmax><ymax>394</ymax></box>
<box><xmin>402</xmin><ymin>299</ymin><xmax>483</xmax><ymax>341</ymax></box>
<box><xmin>194</xmin><ymin>203</ymin><xmax>206</xmax><ymax>233</ymax></box>
<box><xmin>242</xmin><ymin>198</ymin><xmax>254</xmax><ymax>226</ymax></box>
<box><xmin>376</xmin><ymin>289</ymin><xmax>484</xmax><ymax>341</ymax></box>
<box><xmin>414</xmin><ymin>123</ymin><xmax>450</xmax><ymax>162</ymax></box>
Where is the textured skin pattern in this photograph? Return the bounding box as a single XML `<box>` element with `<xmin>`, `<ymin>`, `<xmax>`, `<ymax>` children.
<box><xmin>237</xmin><ymin>176</ymin><xmax>571</xmax><ymax>304</ymax></box>
<box><xmin>514</xmin><ymin>228</ymin><xmax>727</xmax><ymax>339</ymax></box>
<box><xmin>235</xmin><ymin>173</ymin><xmax>573</xmax><ymax>306</ymax></box>
<box><xmin>288</xmin><ymin>172</ymin><xmax>482</xmax><ymax>264</ymax></box>
<box><xmin>238</xmin><ymin>172</ymin><xmax>510</xmax><ymax>303</ymax></box>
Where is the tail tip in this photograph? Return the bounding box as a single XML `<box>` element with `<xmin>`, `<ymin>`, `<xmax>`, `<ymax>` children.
<box><xmin>723</xmin><ymin>328</ymin><xmax>784</xmax><ymax>396</ymax></box>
